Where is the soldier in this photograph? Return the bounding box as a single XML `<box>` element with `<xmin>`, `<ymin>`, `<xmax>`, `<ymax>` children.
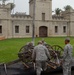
<box><xmin>32</xmin><ymin>41</ymin><xmax>50</xmax><ymax>75</ymax></box>
<box><xmin>61</xmin><ymin>38</ymin><xmax>73</xmax><ymax>75</ymax></box>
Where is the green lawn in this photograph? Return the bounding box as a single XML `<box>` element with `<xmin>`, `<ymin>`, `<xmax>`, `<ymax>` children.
<box><xmin>0</xmin><ymin>37</ymin><xmax>74</xmax><ymax>63</ymax></box>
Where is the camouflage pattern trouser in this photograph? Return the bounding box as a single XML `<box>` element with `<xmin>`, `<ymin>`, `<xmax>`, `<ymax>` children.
<box><xmin>63</xmin><ymin>61</ymin><xmax>71</xmax><ymax>75</ymax></box>
<box><xmin>36</xmin><ymin>61</ymin><xmax>47</xmax><ymax>75</ymax></box>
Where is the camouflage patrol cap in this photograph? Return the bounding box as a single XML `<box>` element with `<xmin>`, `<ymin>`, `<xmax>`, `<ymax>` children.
<box><xmin>65</xmin><ymin>38</ymin><xmax>70</xmax><ymax>41</ymax></box>
<box><xmin>38</xmin><ymin>41</ymin><xmax>42</xmax><ymax>44</ymax></box>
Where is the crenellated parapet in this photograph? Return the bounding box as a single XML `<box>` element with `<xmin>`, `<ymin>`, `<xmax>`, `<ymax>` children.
<box><xmin>52</xmin><ymin>15</ymin><xmax>66</xmax><ymax>21</ymax></box>
<box><xmin>52</xmin><ymin>8</ymin><xmax>74</xmax><ymax>22</ymax></box>
<box><xmin>11</xmin><ymin>13</ymin><xmax>32</xmax><ymax>20</ymax></box>
<box><xmin>0</xmin><ymin>3</ymin><xmax>14</xmax><ymax>19</ymax></box>
<box><xmin>0</xmin><ymin>3</ymin><xmax>15</xmax><ymax>10</ymax></box>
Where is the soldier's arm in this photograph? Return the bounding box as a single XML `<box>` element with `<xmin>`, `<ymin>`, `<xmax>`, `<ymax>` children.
<box><xmin>32</xmin><ymin>47</ymin><xmax>36</xmax><ymax>61</ymax></box>
<box><xmin>68</xmin><ymin>45</ymin><xmax>73</xmax><ymax>56</ymax></box>
<box><xmin>45</xmin><ymin>47</ymin><xmax>51</xmax><ymax>60</ymax></box>
<box><xmin>63</xmin><ymin>46</ymin><xmax>68</xmax><ymax>60</ymax></box>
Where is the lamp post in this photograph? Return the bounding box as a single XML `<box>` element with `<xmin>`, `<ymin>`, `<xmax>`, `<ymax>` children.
<box><xmin>32</xmin><ymin>0</ymin><xmax>36</xmax><ymax>45</ymax></box>
<box><xmin>67</xmin><ymin>10</ymin><xmax>70</xmax><ymax>37</ymax></box>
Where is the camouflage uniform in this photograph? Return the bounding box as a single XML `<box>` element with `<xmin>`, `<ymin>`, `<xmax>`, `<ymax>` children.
<box><xmin>42</xmin><ymin>42</ymin><xmax>47</xmax><ymax>46</ymax></box>
<box><xmin>63</xmin><ymin>43</ymin><xmax>73</xmax><ymax>75</ymax></box>
<box><xmin>32</xmin><ymin>44</ymin><xmax>50</xmax><ymax>75</ymax></box>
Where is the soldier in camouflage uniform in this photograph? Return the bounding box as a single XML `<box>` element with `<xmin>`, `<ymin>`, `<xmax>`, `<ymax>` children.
<box><xmin>62</xmin><ymin>38</ymin><xmax>73</xmax><ymax>75</ymax></box>
<box><xmin>32</xmin><ymin>41</ymin><xmax>50</xmax><ymax>75</ymax></box>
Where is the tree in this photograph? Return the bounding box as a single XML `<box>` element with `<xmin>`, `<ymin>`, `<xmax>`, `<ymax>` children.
<box><xmin>10</xmin><ymin>3</ymin><xmax>15</xmax><ymax>10</ymax></box>
<box><xmin>64</xmin><ymin>5</ymin><xmax>73</xmax><ymax>11</ymax></box>
<box><xmin>55</xmin><ymin>8</ymin><xmax>61</xmax><ymax>16</ymax></box>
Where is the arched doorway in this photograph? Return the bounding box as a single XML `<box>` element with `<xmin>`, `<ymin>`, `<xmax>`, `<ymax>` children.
<box><xmin>39</xmin><ymin>26</ymin><xmax>48</xmax><ymax>37</ymax></box>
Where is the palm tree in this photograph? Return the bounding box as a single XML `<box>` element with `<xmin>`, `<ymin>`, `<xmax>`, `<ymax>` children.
<box><xmin>10</xmin><ymin>3</ymin><xmax>15</xmax><ymax>10</ymax></box>
<box><xmin>55</xmin><ymin>8</ymin><xmax>61</xmax><ymax>16</ymax></box>
<box><xmin>64</xmin><ymin>5</ymin><xmax>73</xmax><ymax>11</ymax></box>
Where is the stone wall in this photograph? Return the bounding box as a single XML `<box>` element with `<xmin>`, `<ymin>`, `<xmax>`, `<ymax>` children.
<box><xmin>0</xmin><ymin>1</ymin><xmax>74</xmax><ymax>38</ymax></box>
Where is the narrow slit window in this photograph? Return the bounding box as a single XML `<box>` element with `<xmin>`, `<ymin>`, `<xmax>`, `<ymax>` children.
<box><xmin>42</xmin><ymin>13</ymin><xmax>45</xmax><ymax>21</ymax></box>
<box><xmin>26</xmin><ymin>26</ymin><xmax>29</xmax><ymax>33</ymax></box>
<box><xmin>0</xmin><ymin>26</ymin><xmax>2</xmax><ymax>33</ymax></box>
<box><xmin>63</xmin><ymin>26</ymin><xmax>66</xmax><ymax>33</ymax></box>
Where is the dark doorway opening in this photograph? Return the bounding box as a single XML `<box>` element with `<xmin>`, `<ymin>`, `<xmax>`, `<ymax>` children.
<box><xmin>39</xmin><ymin>26</ymin><xmax>48</xmax><ymax>37</ymax></box>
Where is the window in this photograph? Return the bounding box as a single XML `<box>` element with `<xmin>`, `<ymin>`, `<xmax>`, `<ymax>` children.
<box><xmin>63</xmin><ymin>26</ymin><xmax>66</xmax><ymax>33</ymax></box>
<box><xmin>26</xmin><ymin>26</ymin><xmax>29</xmax><ymax>33</ymax></box>
<box><xmin>0</xmin><ymin>26</ymin><xmax>2</xmax><ymax>33</ymax></box>
<box><xmin>15</xmin><ymin>26</ymin><xmax>19</xmax><ymax>33</ymax></box>
<box><xmin>42</xmin><ymin>13</ymin><xmax>45</xmax><ymax>21</ymax></box>
<box><xmin>55</xmin><ymin>26</ymin><xmax>58</xmax><ymax>33</ymax></box>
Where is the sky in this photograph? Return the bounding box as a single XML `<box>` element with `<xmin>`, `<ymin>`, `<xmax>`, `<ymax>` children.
<box><xmin>0</xmin><ymin>0</ymin><xmax>74</xmax><ymax>14</ymax></box>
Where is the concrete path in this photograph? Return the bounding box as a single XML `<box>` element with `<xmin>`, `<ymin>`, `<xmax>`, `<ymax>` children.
<box><xmin>0</xmin><ymin>62</ymin><xmax>74</xmax><ymax>75</ymax></box>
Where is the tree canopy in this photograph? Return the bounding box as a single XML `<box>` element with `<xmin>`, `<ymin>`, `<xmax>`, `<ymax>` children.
<box><xmin>55</xmin><ymin>8</ymin><xmax>61</xmax><ymax>15</ymax></box>
<box><xmin>54</xmin><ymin>5</ymin><xmax>73</xmax><ymax>15</ymax></box>
<box><xmin>64</xmin><ymin>5</ymin><xmax>73</xmax><ymax>11</ymax></box>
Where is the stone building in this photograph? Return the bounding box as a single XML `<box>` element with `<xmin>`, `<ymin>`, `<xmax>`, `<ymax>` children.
<box><xmin>0</xmin><ymin>0</ymin><xmax>74</xmax><ymax>38</ymax></box>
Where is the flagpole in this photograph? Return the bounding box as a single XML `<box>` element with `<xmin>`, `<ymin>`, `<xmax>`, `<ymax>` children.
<box><xmin>12</xmin><ymin>0</ymin><xmax>15</xmax><ymax>14</ymax></box>
<box><xmin>32</xmin><ymin>0</ymin><xmax>36</xmax><ymax>46</ymax></box>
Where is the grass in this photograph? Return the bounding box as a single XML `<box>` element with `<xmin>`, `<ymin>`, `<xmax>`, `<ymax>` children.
<box><xmin>0</xmin><ymin>37</ymin><xmax>74</xmax><ymax>63</ymax></box>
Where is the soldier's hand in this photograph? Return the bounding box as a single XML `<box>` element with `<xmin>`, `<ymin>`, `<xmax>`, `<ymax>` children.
<box><xmin>60</xmin><ymin>60</ymin><xmax>63</xmax><ymax>65</ymax></box>
<box><xmin>48</xmin><ymin>58</ymin><xmax>50</xmax><ymax>61</ymax></box>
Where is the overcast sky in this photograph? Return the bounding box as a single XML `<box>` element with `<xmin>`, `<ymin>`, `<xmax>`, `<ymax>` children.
<box><xmin>1</xmin><ymin>0</ymin><xmax>74</xmax><ymax>14</ymax></box>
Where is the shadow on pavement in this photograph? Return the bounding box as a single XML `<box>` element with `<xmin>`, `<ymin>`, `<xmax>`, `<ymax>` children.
<box><xmin>0</xmin><ymin>62</ymin><xmax>74</xmax><ymax>75</ymax></box>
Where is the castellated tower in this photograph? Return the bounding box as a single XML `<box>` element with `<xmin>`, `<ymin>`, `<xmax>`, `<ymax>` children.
<box><xmin>29</xmin><ymin>0</ymin><xmax>52</xmax><ymax>37</ymax></box>
<box><xmin>0</xmin><ymin>3</ymin><xmax>13</xmax><ymax>38</ymax></box>
<box><xmin>29</xmin><ymin>0</ymin><xmax>52</xmax><ymax>20</ymax></box>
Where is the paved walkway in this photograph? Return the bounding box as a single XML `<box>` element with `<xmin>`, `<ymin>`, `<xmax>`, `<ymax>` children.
<box><xmin>0</xmin><ymin>62</ymin><xmax>74</xmax><ymax>75</ymax></box>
